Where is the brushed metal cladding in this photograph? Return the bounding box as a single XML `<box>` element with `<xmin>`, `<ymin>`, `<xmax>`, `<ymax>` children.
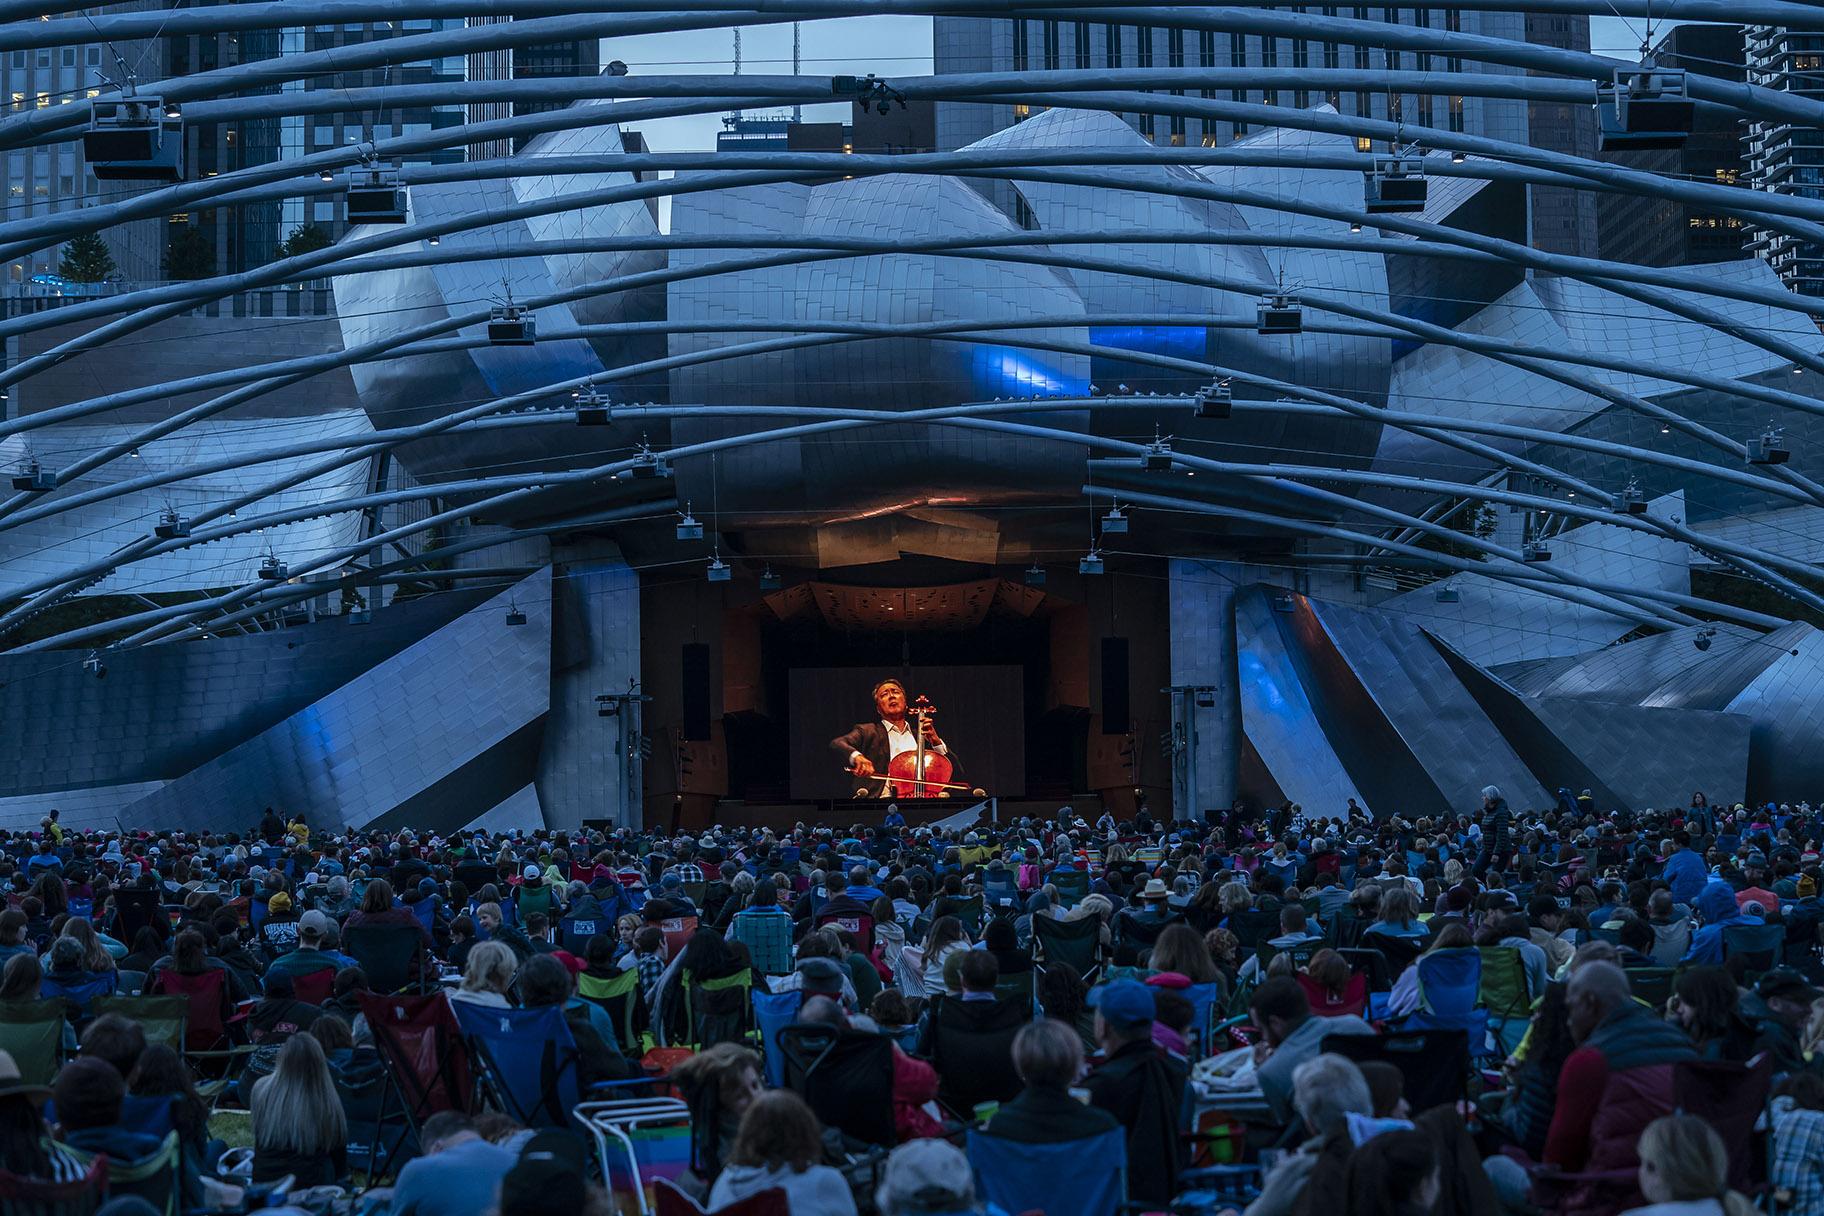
<box><xmin>332</xmin><ymin>109</ymin><xmax>666</xmax><ymax>489</ymax></box>
<box><xmin>1432</xmin><ymin>631</ymin><xmax>1751</xmax><ymax>810</ymax></box>
<box><xmin>668</xmin><ymin>170</ymin><xmax>1092</xmax><ymax>520</ymax></box>
<box><xmin>1233</xmin><ymin>586</ymin><xmax>1369</xmax><ymax>816</ymax></box>
<box><xmin>1304</xmin><ymin>595</ymin><xmax>1548</xmax><ymax>814</ymax></box>
<box><xmin>113</xmin><ymin>569</ymin><xmax>552</xmax><ymax>833</ymax></box>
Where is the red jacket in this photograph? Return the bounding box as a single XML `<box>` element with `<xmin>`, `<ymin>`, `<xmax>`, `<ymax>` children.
<box><xmin>891</xmin><ymin>1046</ymin><xmax>942</xmax><ymax>1141</ymax></box>
<box><xmin>1545</xmin><ymin>1005</ymin><xmax>1695</xmax><ymax>1215</ymax></box>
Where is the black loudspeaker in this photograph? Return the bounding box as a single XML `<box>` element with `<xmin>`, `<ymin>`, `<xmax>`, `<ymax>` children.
<box><xmin>1100</xmin><ymin>636</ymin><xmax>1130</xmax><ymax>735</ymax></box>
<box><xmin>681</xmin><ymin>643</ymin><xmax>711</xmax><ymax>741</ymax></box>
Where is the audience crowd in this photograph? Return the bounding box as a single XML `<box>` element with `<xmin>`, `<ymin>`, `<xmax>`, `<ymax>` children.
<box><xmin>2</xmin><ymin>787</ymin><xmax>1823</xmax><ymax>1216</ymax></box>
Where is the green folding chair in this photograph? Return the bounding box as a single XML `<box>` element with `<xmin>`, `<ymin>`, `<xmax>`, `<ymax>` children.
<box><xmin>578</xmin><ymin>967</ymin><xmax>647</xmax><ymax>1054</ymax></box>
<box><xmin>1476</xmin><ymin>946</ymin><xmax>1533</xmax><ymax>1056</ymax></box>
<box><xmin>59</xmin><ymin>1131</ymin><xmax>181</xmax><ymax>1216</ymax></box>
<box><xmin>0</xmin><ymin>1001</ymin><xmax>69</xmax><ymax>1086</ymax></box>
<box><xmin>90</xmin><ymin>994</ymin><xmax>188</xmax><ymax>1053</ymax></box>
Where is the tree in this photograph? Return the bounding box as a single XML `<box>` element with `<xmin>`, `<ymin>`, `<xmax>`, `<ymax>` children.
<box><xmin>57</xmin><ymin>231</ymin><xmax>116</xmax><ymax>283</ymax></box>
<box><xmin>276</xmin><ymin>223</ymin><xmax>333</xmax><ymax>260</ymax></box>
<box><xmin>163</xmin><ymin>224</ymin><xmax>216</xmax><ymax>280</ymax></box>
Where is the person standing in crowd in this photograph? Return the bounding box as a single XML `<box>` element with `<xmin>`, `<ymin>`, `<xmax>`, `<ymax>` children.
<box><xmin>1081</xmin><ymin>980</ymin><xmax>1188</xmax><ymax>1206</ymax></box>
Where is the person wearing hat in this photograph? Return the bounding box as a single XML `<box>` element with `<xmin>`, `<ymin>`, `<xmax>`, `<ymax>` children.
<box><xmin>257</xmin><ymin>889</ymin><xmax>301</xmax><ymax>957</ymax></box>
<box><xmin>1737</xmin><ymin>854</ymin><xmax>1780</xmax><ymax>915</ymax></box>
<box><xmin>1749</xmin><ymin>968</ymin><xmax>1822</xmax><ymax>1075</ymax></box>
<box><xmin>262</xmin><ymin>909</ymin><xmax>343</xmax><ymax>990</ymax></box>
<box><xmin>1081</xmin><ymin>978</ymin><xmax>1188</xmax><ymax>1206</ymax></box>
<box><xmin>0</xmin><ymin>1048</ymin><xmax>81</xmax><ymax>1183</ymax></box>
<box><xmin>497</xmin><ymin>1128</ymin><xmax>599</xmax><ymax>1216</ymax></box>
<box><xmin>874</xmin><ymin>1138</ymin><xmax>980</xmax><ymax>1216</ymax></box>
<box><xmin>514</xmin><ymin>862</ymin><xmax>557</xmax><ymax>924</ymax></box>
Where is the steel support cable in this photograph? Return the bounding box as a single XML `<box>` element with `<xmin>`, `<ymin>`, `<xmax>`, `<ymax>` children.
<box><xmin>4</xmin><ymin>0</ymin><xmax>1823</xmax><ymax>137</ymax></box>
<box><xmin>4</xmin><ymin>228</ymin><xmax>1817</xmax><ymax>568</ymax></box>
<box><xmin>11</xmin><ymin>79</ymin><xmax>1824</xmax><ymax>264</ymax></box>
<box><xmin>107</xmin><ymin>409</ymin><xmax>1712</xmax><ymax>649</ymax></box>
<box><xmin>4</xmin><ymin>0</ymin><xmax>1817</xmax><ymax>45</ymax></box>
<box><xmin>3</xmin><ymin>382</ymin><xmax>1780</xmax><ymax>645</ymax></box>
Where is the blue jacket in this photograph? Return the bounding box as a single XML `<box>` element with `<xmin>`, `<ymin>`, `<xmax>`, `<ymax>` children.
<box><xmin>1683</xmin><ymin>879</ymin><xmax>1761</xmax><ymax>965</ymax></box>
<box><xmin>1661</xmin><ymin>848</ymin><xmax>1707</xmax><ymax>905</ymax></box>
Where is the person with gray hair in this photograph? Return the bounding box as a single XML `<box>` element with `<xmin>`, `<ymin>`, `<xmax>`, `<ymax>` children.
<box><xmin>1542</xmin><ymin>961</ymin><xmax>1696</xmax><ymax>1211</ymax></box>
<box><xmin>982</xmin><ymin>1018</ymin><xmax>1120</xmax><ymax>1143</ymax></box>
<box><xmin>1243</xmin><ymin>1054</ymin><xmax>1375</xmax><ymax>1216</ymax></box>
<box><xmin>1477</xmin><ymin>784</ymin><xmax>1513</xmax><ymax>878</ymax></box>
<box><xmin>875</xmin><ymin>1139</ymin><xmax>982</xmax><ymax>1216</ymax></box>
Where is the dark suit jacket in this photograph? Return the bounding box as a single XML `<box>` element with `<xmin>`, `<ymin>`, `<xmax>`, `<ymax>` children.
<box><xmin>828</xmin><ymin>722</ymin><xmax>961</xmax><ymax>790</ymax></box>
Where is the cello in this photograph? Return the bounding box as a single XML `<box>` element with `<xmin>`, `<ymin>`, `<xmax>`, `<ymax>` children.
<box><xmin>855</xmin><ymin>695</ymin><xmax>967</xmax><ymax>798</ymax></box>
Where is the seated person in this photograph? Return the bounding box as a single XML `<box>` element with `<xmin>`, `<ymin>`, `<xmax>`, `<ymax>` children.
<box><xmin>247</xmin><ymin>969</ymin><xmax>324</xmax><ymax>1045</ymax></box>
<box><xmin>388</xmin><ymin>1110</ymin><xmax>519</xmax><ymax>1216</ymax></box>
<box><xmin>1247</xmin><ymin>976</ymin><xmax>1373</xmax><ymax>1125</ymax></box>
<box><xmin>1082</xmin><ymin>980</ymin><xmax>1190</xmax><ymax>1207</ymax></box>
<box><xmin>983</xmin><ymin>1018</ymin><xmax>1120</xmax><ymax>1143</ymax></box>
<box><xmin>516</xmin><ymin>955</ymin><xmax>633</xmax><ymax>1088</ymax></box>
<box><xmin>249</xmin><ymin>1033</ymin><xmax>348</xmax><ymax>1186</ymax></box>
<box><xmin>0</xmin><ymin>1049</ymin><xmax>84</xmax><ymax>1182</ymax></box>
<box><xmin>51</xmin><ymin>1056</ymin><xmax>164</xmax><ymax>1162</ymax></box>
<box><xmin>706</xmin><ymin>1089</ymin><xmax>857</xmax><ymax>1215</ymax></box>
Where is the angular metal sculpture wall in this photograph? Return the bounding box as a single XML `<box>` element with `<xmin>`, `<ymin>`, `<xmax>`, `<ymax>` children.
<box><xmin>1231</xmin><ymin>584</ymin><xmax>1755</xmax><ymax>816</ymax></box>
<box><xmin>113</xmin><ymin>568</ymin><xmax>552</xmax><ymax>834</ymax></box>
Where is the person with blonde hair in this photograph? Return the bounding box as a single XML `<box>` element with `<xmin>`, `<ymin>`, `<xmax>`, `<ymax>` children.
<box><xmin>450</xmin><ymin>940</ymin><xmax>516</xmax><ymax>1009</ymax></box>
<box><xmin>1624</xmin><ymin>1114</ymin><xmax>1755</xmax><ymax>1216</ymax></box>
<box><xmin>250</xmin><ymin>1032</ymin><xmax>348</xmax><ymax>1186</ymax></box>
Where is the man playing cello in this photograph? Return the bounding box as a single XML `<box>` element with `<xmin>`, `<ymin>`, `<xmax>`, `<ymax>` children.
<box><xmin>829</xmin><ymin>679</ymin><xmax>963</xmax><ymax>796</ymax></box>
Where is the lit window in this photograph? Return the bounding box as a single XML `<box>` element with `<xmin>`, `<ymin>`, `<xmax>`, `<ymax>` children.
<box><xmin>1356</xmin><ymin>136</ymin><xmax>1372</xmax><ymax>152</ymax></box>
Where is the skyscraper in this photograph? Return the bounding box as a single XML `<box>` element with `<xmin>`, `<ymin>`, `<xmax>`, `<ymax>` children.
<box><xmin>1746</xmin><ymin>24</ymin><xmax>1824</xmax><ymax>296</ymax></box>
<box><xmin>1597</xmin><ymin>24</ymin><xmax>1747</xmax><ymax>269</ymax></box>
<box><xmin>0</xmin><ymin>5</ymin><xmax>162</xmax><ymax>283</ymax></box>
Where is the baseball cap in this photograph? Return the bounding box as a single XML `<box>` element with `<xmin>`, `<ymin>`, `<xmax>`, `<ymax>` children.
<box><xmin>1757</xmin><ymin>967</ymin><xmax>1822</xmax><ymax>1004</ymax></box>
<box><xmin>523</xmin><ymin>863</ymin><xmax>541</xmax><ymax>880</ymax></box>
<box><xmin>1087</xmin><ymin>979</ymin><xmax>1156</xmax><ymax>1032</ymax></box>
<box><xmin>298</xmin><ymin>909</ymin><xmax>331</xmax><ymax>938</ymax></box>
<box><xmin>500</xmin><ymin>1130</ymin><xmax>589</xmax><ymax>1216</ymax></box>
<box><xmin>875</xmin><ymin>1139</ymin><xmax>977</xmax><ymax>1216</ymax></box>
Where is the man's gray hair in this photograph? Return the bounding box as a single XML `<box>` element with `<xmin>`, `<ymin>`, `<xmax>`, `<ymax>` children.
<box><xmin>1481</xmin><ymin>785</ymin><xmax>1502</xmax><ymax>801</ymax></box>
<box><xmin>1292</xmin><ymin>1053</ymin><xmax>1373</xmax><ymax>1135</ymax></box>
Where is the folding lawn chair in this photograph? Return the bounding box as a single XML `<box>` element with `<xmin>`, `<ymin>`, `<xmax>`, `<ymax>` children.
<box><xmin>574</xmin><ymin>1098</ymin><xmax>693</xmax><ymax>1216</ymax></box>
<box><xmin>359</xmin><ymin>991</ymin><xmax>476</xmax><ymax>1182</ymax></box>
<box><xmin>968</xmin><ymin>1126</ymin><xmax>1126</xmax><ymax>1216</ymax></box>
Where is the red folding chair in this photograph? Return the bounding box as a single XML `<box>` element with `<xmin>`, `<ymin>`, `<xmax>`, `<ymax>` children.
<box><xmin>145</xmin><ymin>967</ymin><xmax>232</xmax><ymax>1052</ymax></box>
<box><xmin>660</xmin><ymin>917</ymin><xmax>699</xmax><ymax>960</ymax></box>
<box><xmin>1296</xmin><ymin>972</ymin><xmax>1369</xmax><ymax>1019</ymax></box>
<box><xmin>292</xmin><ymin>968</ymin><xmax>336</xmax><ymax>1006</ymax></box>
<box><xmin>358</xmin><ymin>992</ymin><xmax>476</xmax><ymax>1182</ymax></box>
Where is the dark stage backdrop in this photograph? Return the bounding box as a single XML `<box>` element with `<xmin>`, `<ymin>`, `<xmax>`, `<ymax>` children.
<box><xmin>789</xmin><ymin>666</ymin><xmax>1026</xmax><ymax>800</ymax></box>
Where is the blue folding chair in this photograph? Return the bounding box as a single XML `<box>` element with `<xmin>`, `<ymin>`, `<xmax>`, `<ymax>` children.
<box><xmin>752</xmin><ymin>989</ymin><xmax>802</xmax><ymax>1088</ymax></box>
<box><xmin>561</xmin><ymin>915</ymin><xmax>604</xmax><ymax>957</ymax></box>
<box><xmin>1401</xmin><ymin>948</ymin><xmax>1487</xmax><ymax>1053</ymax></box>
<box><xmin>968</xmin><ymin>1126</ymin><xmax>1126</xmax><ymax>1216</ymax></box>
<box><xmin>453</xmin><ymin>1002</ymin><xmax>589</xmax><ymax>1128</ymax></box>
<box><xmin>408</xmin><ymin>896</ymin><xmax>439</xmax><ymax>939</ymax></box>
<box><xmin>1180</xmin><ymin>981</ymin><xmax>1222</xmax><ymax>1059</ymax></box>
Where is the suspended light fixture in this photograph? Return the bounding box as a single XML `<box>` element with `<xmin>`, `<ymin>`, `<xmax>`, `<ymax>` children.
<box><xmin>1024</xmin><ymin>563</ymin><xmax>1047</xmax><ymax>587</ymax></box>
<box><xmin>676</xmin><ymin>507</ymin><xmax>704</xmax><ymax>542</ymax></box>
<box><xmin>760</xmin><ymin>566</ymin><xmax>781</xmax><ymax>590</ymax></box>
<box><xmin>707</xmin><ymin>555</ymin><xmax>732</xmax><ymax>582</ymax></box>
<box><xmin>505</xmin><ymin>603</ymin><xmax>528</xmax><ymax>626</ymax></box>
<box><xmin>1078</xmin><ymin>549</ymin><xmax>1104</xmax><ymax>576</ymax></box>
<box><xmin>1101</xmin><ymin>503</ymin><xmax>1129</xmax><ymax>534</ymax></box>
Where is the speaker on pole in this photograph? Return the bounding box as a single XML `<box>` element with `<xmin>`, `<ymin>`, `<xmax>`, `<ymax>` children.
<box><xmin>681</xmin><ymin>643</ymin><xmax>711</xmax><ymax>741</ymax></box>
<box><xmin>1100</xmin><ymin>636</ymin><xmax>1130</xmax><ymax>735</ymax></box>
